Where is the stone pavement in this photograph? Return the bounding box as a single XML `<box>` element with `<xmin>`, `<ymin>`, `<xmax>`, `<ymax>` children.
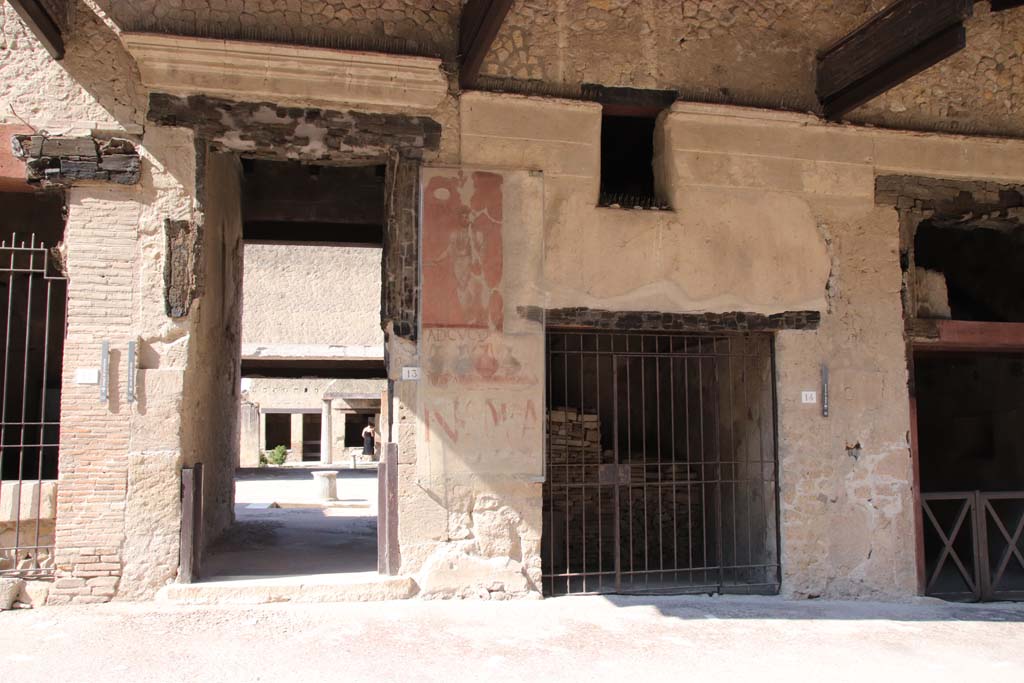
<box><xmin>3</xmin><ymin>595</ymin><xmax>1024</xmax><ymax>682</ymax></box>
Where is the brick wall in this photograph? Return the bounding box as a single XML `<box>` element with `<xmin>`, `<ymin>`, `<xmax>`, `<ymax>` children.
<box><xmin>49</xmin><ymin>187</ymin><xmax>139</xmax><ymax>605</ymax></box>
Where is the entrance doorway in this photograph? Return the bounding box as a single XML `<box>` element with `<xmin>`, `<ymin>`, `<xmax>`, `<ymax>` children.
<box><xmin>916</xmin><ymin>350</ymin><xmax>1024</xmax><ymax>601</ymax></box>
<box><xmin>541</xmin><ymin>330</ymin><xmax>780</xmax><ymax>596</ymax></box>
<box><xmin>194</xmin><ymin>156</ymin><xmax>388</xmax><ymax>582</ymax></box>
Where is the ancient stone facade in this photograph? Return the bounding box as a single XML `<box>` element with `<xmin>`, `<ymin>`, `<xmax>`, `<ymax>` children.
<box><xmin>1</xmin><ymin>1</ymin><xmax>1023</xmax><ymax>605</ymax></box>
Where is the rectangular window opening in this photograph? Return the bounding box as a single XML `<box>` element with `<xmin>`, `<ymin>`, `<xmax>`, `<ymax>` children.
<box><xmin>599</xmin><ymin>112</ymin><xmax>668</xmax><ymax>211</ymax></box>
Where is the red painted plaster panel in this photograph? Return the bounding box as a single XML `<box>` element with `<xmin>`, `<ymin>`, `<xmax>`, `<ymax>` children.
<box><xmin>421</xmin><ymin>170</ymin><xmax>504</xmax><ymax>330</ymax></box>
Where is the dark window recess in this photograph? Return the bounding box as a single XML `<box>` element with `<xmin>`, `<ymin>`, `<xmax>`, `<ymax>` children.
<box><xmin>345</xmin><ymin>413</ymin><xmax>368</xmax><ymax>448</ymax></box>
<box><xmin>915</xmin><ymin>220</ymin><xmax>1024</xmax><ymax>323</ymax></box>
<box><xmin>599</xmin><ymin>114</ymin><xmax>667</xmax><ymax>210</ymax></box>
<box><xmin>302</xmin><ymin>413</ymin><xmax>322</xmax><ymax>461</ymax></box>
<box><xmin>264</xmin><ymin>413</ymin><xmax>291</xmax><ymax>451</ymax></box>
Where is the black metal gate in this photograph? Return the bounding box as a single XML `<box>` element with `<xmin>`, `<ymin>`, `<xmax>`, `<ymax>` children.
<box><xmin>0</xmin><ymin>234</ymin><xmax>67</xmax><ymax>578</ymax></box>
<box><xmin>923</xmin><ymin>491</ymin><xmax>1024</xmax><ymax>601</ymax></box>
<box><xmin>542</xmin><ymin>331</ymin><xmax>780</xmax><ymax>596</ymax></box>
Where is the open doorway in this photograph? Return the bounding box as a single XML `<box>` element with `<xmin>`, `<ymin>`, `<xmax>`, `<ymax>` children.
<box><xmin>905</xmin><ymin>195</ymin><xmax>1024</xmax><ymax>602</ymax></box>
<box><xmin>199</xmin><ymin>158</ymin><xmax>388</xmax><ymax>582</ymax></box>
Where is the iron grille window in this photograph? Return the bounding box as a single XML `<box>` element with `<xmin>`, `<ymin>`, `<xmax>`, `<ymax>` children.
<box><xmin>0</xmin><ymin>233</ymin><xmax>67</xmax><ymax>578</ymax></box>
<box><xmin>542</xmin><ymin>331</ymin><xmax>780</xmax><ymax>596</ymax></box>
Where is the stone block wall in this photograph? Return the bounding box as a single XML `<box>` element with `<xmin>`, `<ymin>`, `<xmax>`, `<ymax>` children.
<box><xmin>480</xmin><ymin>1</ymin><xmax>1024</xmax><ymax>138</ymax></box>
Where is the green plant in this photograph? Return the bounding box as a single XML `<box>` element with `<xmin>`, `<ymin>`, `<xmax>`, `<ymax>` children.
<box><xmin>266</xmin><ymin>444</ymin><xmax>288</xmax><ymax>466</ymax></box>
<box><xmin>258</xmin><ymin>452</ymin><xmax>269</xmax><ymax>467</ymax></box>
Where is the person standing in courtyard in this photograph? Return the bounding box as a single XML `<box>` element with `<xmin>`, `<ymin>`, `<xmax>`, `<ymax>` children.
<box><xmin>361</xmin><ymin>419</ymin><xmax>375</xmax><ymax>456</ymax></box>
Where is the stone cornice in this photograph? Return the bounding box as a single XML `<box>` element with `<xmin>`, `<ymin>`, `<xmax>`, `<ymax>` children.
<box><xmin>122</xmin><ymin>33</ymin><xmax>448</xmax><ymax>113</ymax></box>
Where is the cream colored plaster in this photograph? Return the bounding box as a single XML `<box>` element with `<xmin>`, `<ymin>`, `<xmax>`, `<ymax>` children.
<box><xmin>242</xmin><ymin>244</ymin><xmax>383</xmax><ymax>349</ymax></box>
<box><xmin>122</xmin><ymin>33</ymin><xmax>448</xmax><ymax>114</ymax></box>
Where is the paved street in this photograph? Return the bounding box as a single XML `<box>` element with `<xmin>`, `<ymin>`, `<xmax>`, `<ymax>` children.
<box><xmin>3</xmin><ymin>595</ymin><xmax>1024</xmax><ymax>682</ymax></box>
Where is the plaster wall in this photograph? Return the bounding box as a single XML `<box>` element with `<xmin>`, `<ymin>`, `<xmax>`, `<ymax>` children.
<box><xmin>242</xmin><ymin>244</ymin><xmax>384</xmax><ymax>350</ymax></box>
<box><xmin>180</xmin><ymin>150</ymin><xmax>243</xmax><ymax>548</ymax></box>
<box><xmin>432</xmin><ymin>92</ymin><xmax>1024</xmax><ymax>599</ymax></box>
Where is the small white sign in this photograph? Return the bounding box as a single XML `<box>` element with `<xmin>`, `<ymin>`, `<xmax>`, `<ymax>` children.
<box><xmin>801</xmin><ymin>391</ymin><xmax>817</xmax><ymax>404</ymax></box>
<box><xmin>402</xmin><ymin>366</ymin><xmax>421</xmax><ymax>381</ymax></box>
<box><xmin>75</xmin><ymin>368</ymin><xmax>100</xmax><ymax>385</ymax></box>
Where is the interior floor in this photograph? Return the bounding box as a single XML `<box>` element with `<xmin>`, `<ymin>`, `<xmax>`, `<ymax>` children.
<box><xmin>202</xmin><ymin>467</ymin><xmax>378</xmax><ymax>580</ymax></box>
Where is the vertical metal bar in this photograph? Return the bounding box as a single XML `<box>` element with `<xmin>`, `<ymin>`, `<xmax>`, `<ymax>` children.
<box><xmin>0</xmin><ymin>239</ymin><xmax>18</xmax><ymax>561</ymax></box>
<box><xmin>596</xmin><ymin>337</ymin><xmax>603</xmax><ymax>592</ymax></box>
<box><xmin>714</xmin><ymin>344</ymin><xmax>725</xmax><ymax>591</ymax></box>
<box><xmin>626</xmin><ymin>345</ymin><xmax>633</xmax><ymax>585</ymax></box>
<box><xmin>640</xmin><ymin>338</ymin><xmax>648</xmax><ymax>587</ymax></box>
<box><xmin>656</xmin><ymin>348</ymin><xmax>664</xmax><ymax>584</ymax></box>
<box><xmin>613</xmin><ymin>347</ymin><xmax>621</xmax><ymax>593</ymax></box>
<box><xmin>546</xmin><ymin>335</ymin><xmax>554</xmax><ymax>595</ymax></box>
<box><xmin>563</xmin><ymin>338</ymin><xmax>570</xmax><ymax>595</ymax></box>
<box><xmin>33</xmin><ymin>269</ymin><xmax>54</xmax><ymax>565</ymax></box>
<box><xmin>728</xmin><ymin>338</ymin><xmax>737</xmax><ymax>587</ymax></box>
<box><xmin>671</xmin><ymin>353</ymin><xmax>679</xmax><ymax>585</ymax></box>
<box><xmin>744</xmin><ymin>343</ymin><xmax>756</xmax><ymax>573</ymax></box>
<box><xmin>579</xmin><ymin>333</ymin><xmax>586</xmax><ymax>593</ymax></box>
<box><xmin>14</xmin><ymin>239</ymin><xmax>36</xmax><ymax>559</ymax></box>
<box><xmin>770</xmin><ymin>335</ymin><xmax>782</xmax><ymax>589</ymax></box>
<box><xmin>697</xmin><ymin>341</ymin><xmax>708</xmax><ymax>586</ymax></box>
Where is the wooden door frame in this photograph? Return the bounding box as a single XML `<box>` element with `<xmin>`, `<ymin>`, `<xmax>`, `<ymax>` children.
<box><xmin>907</xmin><ymin>319</ymin><xmax>1024</xmax><ymax>595</ymax></box>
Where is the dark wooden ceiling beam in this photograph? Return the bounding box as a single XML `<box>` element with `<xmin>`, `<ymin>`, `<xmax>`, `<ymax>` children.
<box><xmin>6</xmin><ymin>0</ymin><xmax>64</xmax><ymax>60</ymax></box>
<box><xmin>817</xmin><ymin>0</ymin><xmax>973</xmax><ymax>120</ymax></box>
<box><xmin>459</xmin><ymin>0</ymin><xmax>515</xmax><ymax>89</ymax></box>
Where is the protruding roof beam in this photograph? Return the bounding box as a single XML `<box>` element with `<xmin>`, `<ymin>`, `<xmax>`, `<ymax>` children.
<box><xmin>459</xmin><ymin>0</ymin><xmax>514</xmax><ymax>89</ymax></box>
<box><xmin>6</xmin><ymin>0</ymin><xmax>63</xmax><ymax>60</ymax></box>
<box><xmin>817</xmin><ymin>0</ymin><xmax>973</xmax><ymax>120</ymax></box>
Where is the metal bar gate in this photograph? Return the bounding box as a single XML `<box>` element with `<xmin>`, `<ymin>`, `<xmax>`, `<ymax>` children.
<box><xmin>0</xmin><ymin>233</ymin><xmax>68</xmax><ymax>578</ymax></box>
<box><xmin>542</xmin><ymin>331</ymin><xmax>780</xmax><ymax>596</ymax></box>
<box><xmin>923</xmin><ymin>491</ymin><xmax>1024</xmax><ymax>601</ymax></box>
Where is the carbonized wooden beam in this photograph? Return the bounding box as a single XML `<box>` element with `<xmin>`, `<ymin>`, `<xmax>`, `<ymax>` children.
<box><xmin>6</xmin><ymin>0</ymin><xmax>64</xmax><ymax>60</ymax></box>
<box><xmin>243</xmin><ymin>220</ymin><xmax>383</xmax><ymax>246</ymax></box>
<box><xmin>459</xmin><ymin>0</ymin><xmax>514</xmax><ymax>89</ymax></box>
<box><xmin>817</xmin><ymin>0</ymin><xmax>973</xmax><ymax>119</ymax></box>
<box><xmin>240</xmin><ymin>359</ymin><xmax>388</xmax><ymax>379</ymax></box>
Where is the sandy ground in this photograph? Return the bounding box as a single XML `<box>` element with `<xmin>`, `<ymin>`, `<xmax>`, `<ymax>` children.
<box><xmin>3</xmin><ymin>595</ymin><xmax>1024</xmax><ymax>682</ymax></box>
<box><xmin>202</xmin><ymin>468</ymin><xmax>379</xmax><ymax>579</ymax></box>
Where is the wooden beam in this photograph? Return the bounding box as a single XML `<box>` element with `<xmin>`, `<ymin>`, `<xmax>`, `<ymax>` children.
<box><xmin>241</xmin><ymin>359</ymin><xmax>387</xmax><ymax>379</ymax></box>
<box><xmin>6</xmin><ymin>0</ymin><xmax>63</xmax><ymax>60</ymax></box>
<box><xmin>817</xmin><ymin>0</ymin><xmax>973</xmax><ymax>119</ymax></box>
<box><xmin>243</xmin><ymin>221</ymin><xmax>383</xmax><ymax>246</ymax></box>
<box><xmin>990</xmin><ymin>0</ymin><xmax>1024</xmax><ymax>10</ymax></box>
<box><xmin>459</xmin><ymin>0</ymin><xmax>514</xmax><ymax>89</ymax></box>
<box><xmin>910</xmin><ymin>319</ymin><xmax>1024</xmax><ymax>353</ymax></box>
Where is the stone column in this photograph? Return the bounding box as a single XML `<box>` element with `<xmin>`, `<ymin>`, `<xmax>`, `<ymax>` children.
<box><xmin>289</xmin><ymin>413</ymin><xmax>304</xmax><ymax>462</ymax></box>
<box><xmin>320</xmin><ymin>399</ymin><xmax>332</xmax><ymax>464</ymax></box>
<box><xmin>238</xmin><ymin>402</ymin><xmax>261</xmax><ymax>468</ymax></box>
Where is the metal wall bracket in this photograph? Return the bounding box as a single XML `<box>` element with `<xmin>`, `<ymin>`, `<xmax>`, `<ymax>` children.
<box><xmin>99</xmin><ymin>340</ymin><xmax>110</xmax><ymax>403</ymax></box>
<box><xmin>127</xmin><ymin>341</ymin><xmax>136</xmax><ymax>404</ymax></box>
